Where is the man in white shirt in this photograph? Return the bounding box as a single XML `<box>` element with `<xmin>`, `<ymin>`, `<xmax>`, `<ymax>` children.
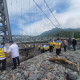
<box><xmin>0</xmin><ymin>42</ymin><xmax>7</xmax><ymax>72</ymax></box>
<box><xmin>9</xmin><ymin>41</ymin><xmax>20</xmax><ymax>69</ymax></box>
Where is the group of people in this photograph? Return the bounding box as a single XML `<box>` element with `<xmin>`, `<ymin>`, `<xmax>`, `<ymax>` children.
<box><xmin>49</xmin><ymin>38</ymin><xmax>62</xmax><ymax>55</ymax></box>
<box><xmin>24</xmin><ymin>44</ymin><xmax>31</xmax><ymax>51</ymax></box>
<box><xmin>0</xmin><ymin>41</ymin><xmax>20</xmax><ymax>72</ymax></box>
<box><xmin>49</xmin><ymin>37</ymin><xmax>77</xmax><ymax>55</ymax></box>
<box><xmin>0</xmin><ymin>38</ymin><xmax>77</xmax><ymax>72</ymax></box>
<box><xmin>40</xmin><ymin>44</ymin><xmax>49</xmax><ymax>53</ymax></box>
<box><xmin>38</xmin><ymin>37</ymin><xmax>77</xmax><ymax>56</ymax></box>
<box><xmin>63</xmin><ymin>38</ymin><xmax>77</xmax><ymax>51</ymax></box>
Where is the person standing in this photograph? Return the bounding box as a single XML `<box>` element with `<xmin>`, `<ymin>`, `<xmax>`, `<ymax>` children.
<box><xmin>49</xmin><ymin>39</ymin><xmax>53</xmax><ymax>52</ymax></box>
<box><xmin>68</xmin><ymin>38</ymin><xmax>72</xmax><ymax>49</ymax></box>
<box><xmin>72</xmin><ymin>38</ymin><xmax>77</xmax><ymax>51</ymax></box>
<box><xmin>38</xmin><ymin>44</ymin><xmax>40</xmax><ymax>50</ymax></box>
<box><xmin>0</xmin><ymin>42</ymin><xmax>7</xmax><ymax>72</ymax></box>
<box><xmin>63</xmin><ymin>39</ymin><xmax>67</xmax><ymax>52</ymax></box>
<box><xmin>40</xmin><ymin>44</ymin><xmax>44</xmax><ymax>53</ymax></box>
<box><xmin>55</xmin><ymin>38</ymin><xmax>62</xmax><ymax>56</ymax></box>
<box><xmin>9</xmin><ymin>41</ymin><xmax>20</xmax><ymax>69</ymax></box>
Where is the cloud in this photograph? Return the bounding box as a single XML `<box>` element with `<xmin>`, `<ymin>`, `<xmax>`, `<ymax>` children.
<box><xmin>56</xmin><ymin>0</ymin><xmax>80</xmax><ymax>28</ymax></box>
<box><xmin>6</xmin><ymin>0</ymin><xmax>80</xmax><ymax>35</ymax></box>
<box><xmin>7</xmin><ymin>0</ymin><xmax>44</xmax><ymax>16</ymax></box>
<box><xmin>18</xmin><ymin>17</ymin><xmax>54</xmax><ymax>36</ymax></box>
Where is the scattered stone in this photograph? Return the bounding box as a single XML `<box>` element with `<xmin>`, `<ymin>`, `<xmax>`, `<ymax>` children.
<box><xmin>23</xmin><ymin>71</ymin><xmax>29</xmax><ymax>79</ymax></box>
<box><xmin>77</xmin><ymin>76</ymin><xmax>80</xmax><ymax>80</ymax></box>
<box><xmin>28</xmin><ymin>72</ymin><xmax>33</xmax><ymax>77</ymax></box>
<box><xmin>0</xmin><ymin>50</ymin><xmax>80</xmax><ymax>80</ymax></box>
<box><xmin>46</xmin><ymin>72</ymin><xmax>55</xmax><ymax>80</ymax></box>
<box><xmin>28</xmin><ymin>73</ymin><xmax>41</xmax><ymax>80</ymax></box>
<box><xmin>65</xmin><ymin>71</ymin><xmax>78</xmax><ymax>80</ymax></box>
<box><xmin>41</xmin><ymin>78</ymin><xmax>48</xmax><ymax>80</ymax></box>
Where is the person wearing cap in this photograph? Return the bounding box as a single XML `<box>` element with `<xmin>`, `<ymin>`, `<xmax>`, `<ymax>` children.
<box><xmin>8</xmin><ymin>41</ymin><xmax>20</xmax><ymax>69</ymax></box>
<box><xmin>63</xmin><ymin>39</ymin><xmax>67</xmax><ymax>52</ymax></box>
<box><xmin>0</xmin><ymin>42</ymin><xmax>7</xmax><ymax>72</ymax></box>
<box><xmin>72</xmin><ymin>38</ymin><xmax>77</xmax><ymax>51</ymax></box>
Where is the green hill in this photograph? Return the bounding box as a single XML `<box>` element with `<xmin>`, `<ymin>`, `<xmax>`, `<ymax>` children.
<box><xmin>40</xmin><ymin>28</ymin><xmax>80</xmax><ymax>38</ymax></box>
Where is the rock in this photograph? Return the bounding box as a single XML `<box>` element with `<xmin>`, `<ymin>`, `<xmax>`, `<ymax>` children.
<box><xmin>16</xmin><ymin>73</ymin><xmax>21</xmax><ymax>77</ymax></box>
<box><xmin>23</xmin><ymin>71</ymin><xmax>29</xmax><ymax>79</ymax></box>
<box><xmin>28</xmin><ymin>72</ymin><xmax>33</xmax><ymax>77</ymax></box>
<box><xmin>54</xmin><ymin>76</ymin><xmax>60</xmax><ymax>80</ymax></box>
<box><xmin>1</xmin><ymin>51</ymin><xmax>80</xmax><ymax>80</ymax></box>
<box><xmin>65</xmin><ymin>71</ymin><xmax>78</xmax><ymax>80</ymax></box>
<box><xmin>76</xmin><ymin>76</ymin><xmax>80</xmax><ymax>80</ymax></box>
<box><xmin>46</xmin><ymin>72</ymin><xmax>55</xmax><ymax>80</ymax></box>
<box><xmin>41</xmin><ymin>79</ymin><xmax>48</xmax><ymax>80</ymax></box>
<box><xmin>28</xmin><ymin>73</ymin><xmax>41</xmax><ymax>80</ymax></box>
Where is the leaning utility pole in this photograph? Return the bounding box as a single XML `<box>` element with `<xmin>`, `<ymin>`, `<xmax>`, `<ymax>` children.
<box><xmin>0</xmin><ymin>0</ymin><xmax>12</xmax><ymax>42</ymax></box>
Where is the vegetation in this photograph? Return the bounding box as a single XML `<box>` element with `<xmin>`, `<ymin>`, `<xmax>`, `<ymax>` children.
<box><xmin>40</xmin><ymin>28</ymin><xmax>80</xmax><ymax>38</ymax></box>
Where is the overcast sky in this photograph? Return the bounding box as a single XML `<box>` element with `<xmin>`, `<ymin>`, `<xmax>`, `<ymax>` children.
<box><xmin>6</xmin><ymin>0</ymin><xmax>80</xmax><ymax>36</ymax></box>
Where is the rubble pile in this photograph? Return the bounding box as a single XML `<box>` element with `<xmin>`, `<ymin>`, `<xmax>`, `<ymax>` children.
<box><xmin>0</xmin><ymin>49</ymin><xmax>80</xmax><ymax>80</ymax></box>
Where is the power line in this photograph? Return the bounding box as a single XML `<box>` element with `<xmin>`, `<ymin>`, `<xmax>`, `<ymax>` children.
<box><xmin>33</xmin><ymin>0</ymin><xmax>57</xmax><ymax>28</ymax></box>
<box><xmin>44</xmin><ymin>0</ymin><xmax>62</xmax><ymax>28</ymax></box>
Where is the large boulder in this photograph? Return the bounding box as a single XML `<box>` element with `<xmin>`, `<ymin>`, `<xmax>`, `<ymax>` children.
<box><xmin>76</xmin><ymin>76</ymin><xmax>80</xmax><ymax>80</ymax></box>
<box><xmin>65</xmin><ymin>71</ymin><xmax>78</xmax><ymax>80</ymax></box>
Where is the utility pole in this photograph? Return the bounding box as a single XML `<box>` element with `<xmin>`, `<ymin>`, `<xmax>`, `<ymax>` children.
<box><xmin>0</xmin><ymin>0</ymin><xmax>12</xmax><ymax>42</ymax></box>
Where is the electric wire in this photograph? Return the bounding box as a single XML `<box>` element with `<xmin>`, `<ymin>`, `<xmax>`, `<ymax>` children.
<box><xmin>33</xmin><ymin>0</ymin><xmax>57</xmax><ymax>28</ymax></box>
<box><xmin>44</xmin><ymin>0</ymin><xmax>62</xmax><ymax>29</ymax></box>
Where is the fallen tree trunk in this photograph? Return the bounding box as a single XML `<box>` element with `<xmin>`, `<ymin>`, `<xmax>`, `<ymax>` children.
<box><xmin>49</xmin><ymin>57</ymin><xmax>74</xmax><ymax>64</ymax></box>
<box><xmin>49</xmin><ymin>57</ymin><xmax>79</xmax><ymax>72</ymax></box>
